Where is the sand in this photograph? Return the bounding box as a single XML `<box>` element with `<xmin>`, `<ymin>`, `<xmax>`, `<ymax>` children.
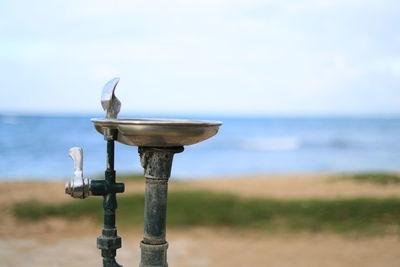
<box><xmin>174</xmin><ymin>173</ymin><xmax>400</xmax><ymax>199</ymax></box>
<box><xmin>1</xmin><ymin>174</ymin><xmax>400</xmax><ymax>267</ymax></box>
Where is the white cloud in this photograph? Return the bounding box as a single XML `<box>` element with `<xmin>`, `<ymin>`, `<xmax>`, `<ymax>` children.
<box><xmin>0</xmin><ymin>0</ymin><xmax>399</xmax><ymax>115</ymax></box>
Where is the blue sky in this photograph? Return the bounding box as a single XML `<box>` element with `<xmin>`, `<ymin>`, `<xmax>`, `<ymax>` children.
<box><xmin>1</xmin><ymin>0</ymin><xmax>399</xmax><ymax>116</ymax></box>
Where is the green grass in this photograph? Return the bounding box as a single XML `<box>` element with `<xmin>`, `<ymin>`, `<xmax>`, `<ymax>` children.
<box><xmin>13</xmin><ymin>191</ymin><xmax>400</xmax><ymax>234</ymax></box>
<box><xmin>342</xmin><ymin>173</ymin><xmax>400</xmax><ymax>185</ymax></box>
<box><xmin>115</xmin><ymin>173</ymin><xmax>144</xmax><ymax>182</ymax></box>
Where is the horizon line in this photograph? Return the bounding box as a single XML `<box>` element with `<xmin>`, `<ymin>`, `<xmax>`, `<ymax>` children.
<box><xmin>1</xmin><ymin>110</ymin><xmax>400</xmax><ymax>119</ymax></box>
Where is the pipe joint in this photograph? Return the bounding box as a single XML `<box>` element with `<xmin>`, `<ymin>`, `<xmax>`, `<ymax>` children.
<box><xmin>140</xmin><ymin>241</ymin><xmax>169</xmax><ymax>267</ymax></box>
<box><xmin>97</xmin><ymin>235</ymin><xmax>122</xmax><ymax>250</ymax></box>
<box><xmin>91</xmin><ymin>180</ymin><xmax>125</xmax><ymax>196</ymax></box>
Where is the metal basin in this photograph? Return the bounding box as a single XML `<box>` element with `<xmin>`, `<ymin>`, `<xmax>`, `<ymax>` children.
<box><xmin>92</xmin><ymin>118</ymin><xmax>222</xmax><ymax>147</ymax></box>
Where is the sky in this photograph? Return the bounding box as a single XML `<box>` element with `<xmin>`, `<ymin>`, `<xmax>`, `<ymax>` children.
<box><xmin>0</xmin><ymin>0</ymin><xmax>399</xmax><ymax>116</ymax></box>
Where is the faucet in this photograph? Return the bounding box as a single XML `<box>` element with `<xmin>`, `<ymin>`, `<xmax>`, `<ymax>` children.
<box><xmin>101</xmin><ymin>77</ymin><xmax>121</xmax><ymax>119</ymax></box>
<box><xmin>65</xmin><ymin>147</ymin><xmax>91</xmax><ymax>199</ymax></box>
<box><xmin>64</xmin><ymin>77</ymin><xmax>221</xmax><ymax>267</ymax></box>
<box><xmin>65</xmin><ymin>78</ymin><xmax>125</xmax><ymax>267</ymax></box>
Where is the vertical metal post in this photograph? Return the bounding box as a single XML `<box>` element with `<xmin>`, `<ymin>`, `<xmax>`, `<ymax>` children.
<box><xmin>97</xmin><ymin>128</ymin><xmax>123</xmax><ymax>267</ymax></box>
<box><xmin>138</xmin><ymin>146</ymin><xmax>184</xmax><ymax>267</ymax></box>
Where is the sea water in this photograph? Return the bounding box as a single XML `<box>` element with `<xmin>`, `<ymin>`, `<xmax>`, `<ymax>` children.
<box><xmin>0</xmin><ymin>114</ymin><xmax>399</xmax><ymax>180</ymax></box>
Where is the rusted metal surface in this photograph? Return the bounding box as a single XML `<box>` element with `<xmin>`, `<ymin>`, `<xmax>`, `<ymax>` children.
<box><xmin>138</xmin><ymin>146</ymin><xmax>184</xmax><ymax>267</ymax></box>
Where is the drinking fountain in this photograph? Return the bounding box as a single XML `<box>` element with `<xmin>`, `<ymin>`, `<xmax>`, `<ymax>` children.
<box><xmin>65</xmin><ymin>78</ymin><xmax>222</xmax><ymax>267</ymax></box>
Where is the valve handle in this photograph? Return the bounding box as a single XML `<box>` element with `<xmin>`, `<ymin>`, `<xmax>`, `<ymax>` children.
<box><xmin>66</xmin><ymin>147</ymin><xmax>91</xmax><ymax>199</ymax></box>
<box><xmin>69</xmin><ymin>147</ymin><xmax>83</xmax><ymax>177</ymax></box>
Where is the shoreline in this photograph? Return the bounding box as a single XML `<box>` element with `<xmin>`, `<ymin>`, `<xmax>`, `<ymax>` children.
<box><xmin>2</xmin><ymin>173</ymin><xmax>400</xmax><ymax>266</ymax></box>
<box><xmin>1</xmin><ymin>173</ymin><xmax>400</xmax><ymax>204</ymax></box>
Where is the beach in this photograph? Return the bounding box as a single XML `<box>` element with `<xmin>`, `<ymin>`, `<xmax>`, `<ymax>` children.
<box><xmin>1</xmin><ymin>173</ymin><xmax>400</xmax><ymax>267</ymax></box>
<box><xmin>2</xmin><ymin>1</ymin><xmax>399</xmax><ymax>266</ymax></box>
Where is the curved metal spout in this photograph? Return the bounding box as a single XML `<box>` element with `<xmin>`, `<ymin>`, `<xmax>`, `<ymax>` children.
<box><xmin>101</xmin><ymin>77</ymin><xmax>121</xmax><ymax>119</ymax></box>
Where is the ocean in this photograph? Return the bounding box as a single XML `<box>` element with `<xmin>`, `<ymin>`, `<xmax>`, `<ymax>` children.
<box><xmin>0</xmin><ymin>114</ymin><xmax>399</xmax><ymax>180</ymax></box>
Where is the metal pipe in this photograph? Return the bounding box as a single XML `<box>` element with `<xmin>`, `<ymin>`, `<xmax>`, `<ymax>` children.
<box><xmin>66</xmin><ymin>143</ymin><xmax>124</xmax><ymax>266</ymax></box>
<box><xmin>138</xmin><ymin>146</ymin><xmax>184</xmax><ymax>267</ymax></box>
<box><xmin>97</xmin><ymin>128</ymin><xmax>123</xmax><ymax>267</ymax></box>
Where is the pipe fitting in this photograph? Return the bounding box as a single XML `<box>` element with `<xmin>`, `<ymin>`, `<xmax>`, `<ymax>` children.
<box><xmin>65</xmin><ymin>177</ymin><xmax>91</xmax><ymax>199</ymax></box>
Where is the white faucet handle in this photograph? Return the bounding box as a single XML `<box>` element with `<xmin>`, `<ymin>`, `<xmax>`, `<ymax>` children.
<box><xmin>66</xmin><ymin>147</ymin><xmax>90</xmax><ymax>199</ymax></box>
<box><xmin>69</xmin><ymin>147</ymin><xmax>83</xmax><ymax>176</ymax></box>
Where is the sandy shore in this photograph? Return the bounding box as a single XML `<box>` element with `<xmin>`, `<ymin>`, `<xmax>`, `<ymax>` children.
<box><xmin>1</xmin><ymin>174</ymin><xmax>400</xmax><ymax>267</ymax></box>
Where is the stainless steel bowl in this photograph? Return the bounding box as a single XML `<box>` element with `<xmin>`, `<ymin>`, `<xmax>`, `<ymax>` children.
<box><xmin>91</xmin><ymin>118</ymin><xmax>222</xmax><ymax>147</ymax></box>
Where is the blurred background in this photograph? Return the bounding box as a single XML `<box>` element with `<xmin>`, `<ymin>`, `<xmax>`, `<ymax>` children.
<box><xmin>1</xmin><ymin>1</ymin><xmax>400</xmax><ymax>267</ymax></box>
<box><xmin>1</xmin><ymin>0</ymin><xmax>399</xmax><ymax>179</ymax></box>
